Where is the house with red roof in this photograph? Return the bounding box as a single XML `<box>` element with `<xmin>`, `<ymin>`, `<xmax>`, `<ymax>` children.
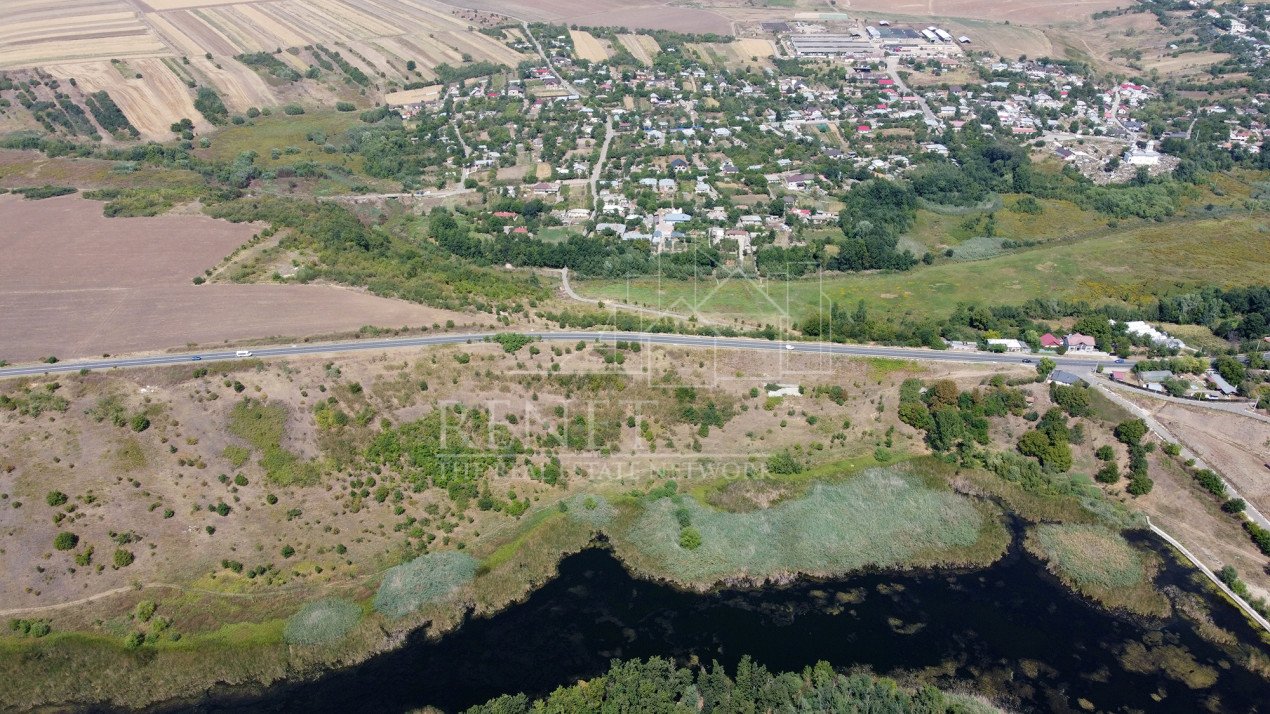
<box><xmin>1040</xmin><ymin>333</ymin><xmax>1062</xmax><ymax>349</ymax></box>
<box><xmin>1064</xmin><ymin>333</ymin><xmax>1097</xmax><ymax>352</ymax></box>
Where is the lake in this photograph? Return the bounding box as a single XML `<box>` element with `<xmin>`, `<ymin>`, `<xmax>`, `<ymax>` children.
<box><xmin>161</xmin><ymin>533</ymin><xmax>1270</xmax><ymax>713</ymax></box>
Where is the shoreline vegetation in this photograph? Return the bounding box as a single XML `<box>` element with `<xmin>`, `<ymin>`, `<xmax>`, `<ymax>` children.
<box><xmin>0</xmin><ymin>456</ymin><xmax>1178</xmax><ymax>711</ymax></box>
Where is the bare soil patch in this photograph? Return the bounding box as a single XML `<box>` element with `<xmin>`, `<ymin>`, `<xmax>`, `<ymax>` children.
<box><xmin>0</xmin><ymin>194</ymin><xmax>472</xmax><ymax>361</ymax></box>
<box><xmin>1131</xmin><ymin>399</ymin><xmax>1270</xmax><ymax>515</ymax></box>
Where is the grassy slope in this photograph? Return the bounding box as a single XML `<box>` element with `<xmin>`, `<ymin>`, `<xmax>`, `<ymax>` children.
<box><xmin>194</xmin><ymin>111</ymin><xmax>365</xmax><ymax>174</ymax></box>
<box><xmin>575</xmin><ymin>213</ymin><xmax>1270</xmax><ymax>324</ymax></box>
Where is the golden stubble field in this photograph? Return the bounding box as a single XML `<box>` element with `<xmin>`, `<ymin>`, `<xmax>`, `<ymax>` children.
<box><xmin>3</xmin><ymin>0</ymin><xmax>529</xmax><ymax>138</ymax></box>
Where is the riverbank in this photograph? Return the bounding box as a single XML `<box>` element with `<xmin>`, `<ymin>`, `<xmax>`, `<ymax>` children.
<box><xmin>0</xmin><ymin>453</ymin><xmax>1228</xmax><ymax>712</ymax></box>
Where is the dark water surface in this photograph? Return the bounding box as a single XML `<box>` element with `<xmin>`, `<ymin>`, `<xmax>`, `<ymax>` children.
<box><xmin>167</xmin><ymin>535</ymin><xmax>1269</xmax><ymax>714</ymax></box>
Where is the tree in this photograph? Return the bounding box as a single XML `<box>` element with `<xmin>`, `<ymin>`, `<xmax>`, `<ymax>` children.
<box><xmin>53</xmin><ymin>532</ymin><xmax>78</xmax><ymax>551</ymax></box>
<box><xmin>1049</xmin><ymin>383</ymin><xmax>1091</xmax><ymax>417</ymax></box>
<box><xmin>678</xmin><ymin>527</ymin><xmax>702</xmax><ymax>550</ymax></box>
<box><xmin>1095</xmin><ymin>445</ymin><xmax>1115</xmax><ymax>461</ymax></box>
<box><xmin>925</xmin><ymin>380</ymin><xmax>959</xmax><ymax>408</ymax></box>
<box><xmin>897</xmin><ymin>401</ymin><xmax>934</xmax><ymax>432</ymax></box>
<box><xmin>1213</xmin><ymin>356</ymin><xmax>1247</xmax><ymax>386</ymax></box>
<box><xmin>1114</xmin><ymin>419</ymin><xmax>1148</xmax><ymax>445</ymax></box>
<box><xmin>928</xmin><ymin>406</ymin><xmax>965</xmax><ymax>452</ymax></box>
<box><xmin>1036</xmin><ymin>357</ymin><xmax>1056</xmax><ymax>379</ymax></box>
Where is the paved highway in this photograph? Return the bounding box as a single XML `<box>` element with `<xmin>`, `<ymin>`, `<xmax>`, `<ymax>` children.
<box><xmin>0</xmin><ymin>331</ymin><xmax>1124</xmax><ymax>379</ymax></box>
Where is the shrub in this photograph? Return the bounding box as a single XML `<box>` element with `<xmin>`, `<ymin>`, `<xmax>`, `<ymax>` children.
<box><xmin>113</xmin><ymin>549</ymin><xmax>135</xmax><ymax>568</ymax></box>
<box><xmin>335</xmin><ymin>101</ymin><xmax>356</xmax><ymax>112</ymax></box>
<box><xmin>46</xmin><ymin>491</ymin><xmax>68</xmax><ymax>507</ymax></box>
<box><xmin>766</xmin><ymin>450</ymin><xmax>803</xmax><ymax>475</ymax></box>
<box><xmin>1191</xmin><ymin>469</ymin><xmax>1226</xmax><ymax>498</ymax></box>
<box><xmin>283</xmin><ymin>104</ymin><xmax>305</xmax><ymax>115</ymax></box>
<box><xmin>53</xmin><ymin>532</ymin><xmax>78</xmax><ymax>550</ymax></box>
<box><xmin>1222</xmin><ymin>498</ymin><xmax>1246</xmax><ymax>514</ymax></box>
<box><xmin>281</xmin><ymin>545</ymin><xmax>295</xmax><ymax>558</ymax></box>
<box><xmin>1094</xmin><ymin>463</ymin><xmax>1120</xmax><ymax>484</ymax></box>
<box><xmin>130</xmin><ymin>414</ymin><xmax>150</xmax><ymax>432</ymax></box>
<box><xmin>1245</xmin><ymin>522</ymin><xmax>1270</xmax><ymax>556</ymax></box>
<box><xmin>678</xmin><ymin>526</ymin><xmax>702</xmax><ymax>550</ymax></box>
<box><xmin>1126</xmin><ymin>476</ymin><xmax>1153</xmax><ymax>496</ymax></box>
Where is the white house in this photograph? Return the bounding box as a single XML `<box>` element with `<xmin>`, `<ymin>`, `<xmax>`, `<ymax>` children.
<box><xmin>987</xmin><ymin>338</ymin><xmax>1025</xmax><ymax>353</ymax></box>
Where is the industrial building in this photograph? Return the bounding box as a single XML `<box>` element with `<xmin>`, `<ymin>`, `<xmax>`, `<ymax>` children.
<box><xmin>789</xmin><ymin>35</ymin><xmax>882</xmax><ymax>57</ymax></box>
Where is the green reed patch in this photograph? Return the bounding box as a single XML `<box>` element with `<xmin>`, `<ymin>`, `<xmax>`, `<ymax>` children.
<box><xmin>283</xmin><ymin>598</ymin><xmax>361</xmax><ymax>645</ymax></box>
<box><xmin>374</xmin><ymin>551</ymin><xmax>478</xmax><ymax>619</ymax></box>
<box><xmin>618</xmin><ymin>465</ymin><xmax>985</xmax><ymax>585</ymax></box>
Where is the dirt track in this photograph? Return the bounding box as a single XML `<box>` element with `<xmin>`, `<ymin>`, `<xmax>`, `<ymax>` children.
<box><xmin>0</xmin><ymin>194</ymin><xmax>475</xmax><ymax>361</ymax></box>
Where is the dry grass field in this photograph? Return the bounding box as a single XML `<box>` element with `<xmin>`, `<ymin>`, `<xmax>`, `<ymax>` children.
<box><xmin>568</xmin><ymin>29</ymin><xmax>610</xmax><ymax>62</ymax></box>
<box><xmin>617</xmin><ymin>34</ymin><xmax>660</xmax><ymax>65</ymax></box>
<box><xmin>0</xmin><ymin>194</ymin><xmax>475</xmax><ymax>361</ymax></box>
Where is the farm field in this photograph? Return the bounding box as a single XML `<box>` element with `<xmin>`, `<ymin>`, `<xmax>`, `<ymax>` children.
<box><xmin>573</xmin><ymin>214</ymin><xmax>1270</xmax><ymax>326</ymax></box>
<box><xmin>2</xmin><ymin>0</ymin><xmax>529</xmax><ymax>139</ymax></box>
<box><xmin>446</xmin><ymin>0</ymin><xmax>733</xmax><ymax>33</ymax></box>
<box><xmin>691</xmin><ymin>38</ymin><xmax>777</xmax><ymax>68</ymax></box>
<box><xmin>0</xmin><ymin>194</ymin><xmax>473</xmax><ymax>361</ymax></box>
<box><xmin>568</xmin><ymin>30</ymin><xmax>609</xmax><ymax>62</ymax></box>
<box><xmin>0</xmin><ymin>0</ymin><xmax>168</xmax><ymax>69</ymax></box>
<box><xmin>617</xmin><ymin>34</ymin><xmax>660</xmax><ymax>65</ymax></box>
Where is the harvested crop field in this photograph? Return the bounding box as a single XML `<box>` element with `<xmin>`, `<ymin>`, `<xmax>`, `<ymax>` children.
<box><xmin>43</xmin><ymin>58</ymin><xmax>209</xmax><ymax>138</ymax></box>
<box><xmin>568</xmin><ymin>29</ymin><xmax>609</xmax><ymax>62</ymax></box>
<box><xmin>448</xmin><ymin>0</ymin><xmax>732</xmax><ymax>33</ymax></box>
<box><xmin>617</xmin><ymin>34</ymin><xmax>660</xmax><ymax>65</ymax></box>
<box><xmin>0</xmin><ymin>0</ymin><xmax>168</xmax><ymax>69</ymax></box>
<box><xmin>0</xmin><ymin>195</ymin><xmax>471</xmax><ymax>362</ymax></box>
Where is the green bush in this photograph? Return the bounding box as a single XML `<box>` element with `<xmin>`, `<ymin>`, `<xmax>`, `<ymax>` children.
<box><xmin>678</xmin><ymin>526</ymin><xmax>702</xmax><ymax>550</ymax></box>
<box><xmin>113</xmin><ymin>549</ymin><xmax>135</xmax><ymax>568</ymax></box>
<box><xmin>53</xmin><ymin>532</ymin><xmax>78</xmax><ymax>550</ymax></box>
<box><xmin>46</xmin><ymin>491</ymin><xmax>68</xmax><ymax>507</ymax></box>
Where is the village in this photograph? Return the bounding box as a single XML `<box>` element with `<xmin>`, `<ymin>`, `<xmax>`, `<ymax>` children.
<box><xmin>371</xmin><ymin>13</ymin><xmax>1267</xmax><ymax>272</ymax></box>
